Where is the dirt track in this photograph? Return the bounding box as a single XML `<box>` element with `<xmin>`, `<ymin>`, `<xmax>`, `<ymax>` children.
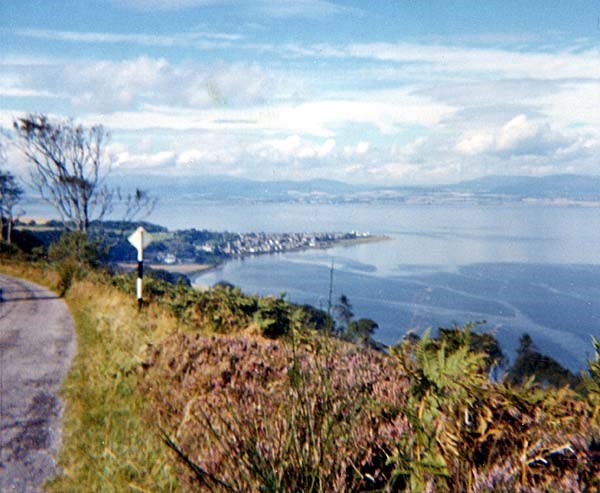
<box><xmin>0</xmin><ymin>274</ymin><xmax>75</xmax><ymax>492</ymax></box>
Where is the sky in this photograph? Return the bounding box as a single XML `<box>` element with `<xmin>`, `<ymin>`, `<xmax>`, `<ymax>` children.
<box><xmin>1</xmin><ymin>0</ymin><xmax>599</xmax><ymax>185</ymax></box>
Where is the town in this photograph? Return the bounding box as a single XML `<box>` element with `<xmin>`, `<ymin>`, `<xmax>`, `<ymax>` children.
<box><xmin>154</xmin><ymin>230</ymin><xmax>374</xmax><ymax>265</ymax></box>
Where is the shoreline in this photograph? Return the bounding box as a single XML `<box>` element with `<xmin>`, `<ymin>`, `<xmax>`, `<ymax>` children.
<box><xmin>118</xmin><ymin>234</ymin><xmax>390</xmax><ymax>288</ymax></box>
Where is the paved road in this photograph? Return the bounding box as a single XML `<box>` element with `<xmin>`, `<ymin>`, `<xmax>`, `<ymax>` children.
<box><xmin>0</xmin><ymin>274</ymin><xmax>75</xmax><ymax>492</ymax></box>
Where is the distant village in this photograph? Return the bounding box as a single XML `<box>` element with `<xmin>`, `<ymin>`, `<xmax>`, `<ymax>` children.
<box><xmin>154</xmin><ymin>231</ymin><xmax>373</xmax><ymax>265</ymax></box>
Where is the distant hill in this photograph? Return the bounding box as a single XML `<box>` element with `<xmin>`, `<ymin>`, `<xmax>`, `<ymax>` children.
<box><xmin>447</xmin><ymin>174</ymin><xmax>600</xmax><ymax>199</ymax></box>
<box><xmin>108</xmin><ymin>173</ymin><xmax>600</xmax><ymax>203</ymax></box>
<box><xmin>108</xmin><ymin>175</ymin><xmax>360</xmax><ymax>201</ymax></box>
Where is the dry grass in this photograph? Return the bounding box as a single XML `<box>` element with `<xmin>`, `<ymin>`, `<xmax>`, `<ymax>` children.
<box><xmin>139</xmin><ymin>332</ymin><xmax>408</xmax><ymax>492</ymax></box>
<box><xmin>3</xmin><ymin>259</ymin><xmax>598</xmax><ymax>492</ymax></box>
<box><xmin>1</xmin><ymin>260</ymin><xmax>182</xmax><ymax>492</ymax></box>
<box><xmin>44</xmin><ymin>277</ymin><xmax>182</xmax><ymax>492</ymax></box>
<box><xmin>140</xmin><ymin>327</ymin><xmax>600</xmax><ymax>492</ymax></box>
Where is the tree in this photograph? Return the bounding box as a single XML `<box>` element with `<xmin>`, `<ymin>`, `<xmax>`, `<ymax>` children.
<box><xmin>13</xmin><ymin>114</ymin><xmax>155</xmax><ymax>234</ymax></box>
<box><xmin>0</xmin><ymin>142</ymin><xmax>24</xmax><ymax>244</ymax></box>
<box><xmin>119</xmin><ymin>188</ymin><xmax>157</xmax><ymax>224</ymax></box>
<box><xmin>333</xmin><ymin>294</ymin><xmax>379</xmax><ymax>346</ymax></box>
<box><xmin>13</xmin><ymin>114</ymin><xmax>113</xmax><ymax>233</ymax></box>
<box><xmin>346</xmin><ymin>318</ymin><xmax>379</xmax><ymax>345</ymax></box>
<box><xmin>333</xmin><ymin>294</ymin><xmax>354</xmax><ymax>334</ymax></box>
<box><xmin>506</xmin><ymin>332</ymin><xmax>580</xmax><ymax>388</ymax></box>
<box><xmin>0</xmin><ymin>170</ymin><xmax>23</xmax><ymax>244</ymax></box>
<box><xmin>517</xmin><ymin>333</ymin><xmax>534</xmax><ymax>354</ymax></box>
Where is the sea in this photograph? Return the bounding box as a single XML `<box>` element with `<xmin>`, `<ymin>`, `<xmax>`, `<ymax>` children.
<box><xmin>147</xmin><ymin>201</ymin><xmax>600</xmax><ymax>373</ymax></box>
<box><xmin>24</xmin><ymin>198</ymin><xmax>600</xmax><ymax>371</ymax></box>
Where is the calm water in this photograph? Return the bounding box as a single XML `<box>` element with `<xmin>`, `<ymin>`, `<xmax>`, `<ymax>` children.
<box><xmin>27</xmin><ymin>198</ymin><xmax>600</xmax><ymax>370</ymax></box>
<box><xmin>148</xmin><ymin>201</ymin><xmax>600</xmax><ymax>372</ymax></box>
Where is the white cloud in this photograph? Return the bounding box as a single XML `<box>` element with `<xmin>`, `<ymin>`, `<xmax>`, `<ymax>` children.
<box><xmin>252</xmin><ymin>135</ymin><xmax>336</xmax><ymax>161</ymax></box>
<box><xmin>256</xmin><ymin>95</ymin><xmax>454</xmax><ymax>137</ymax></box>
<box><xmin>77</xmin><ymin>84</ymin><xmax>453</xmax><ymax>139</ymax></box>
<box><xmin>343</xmin><ymin>141</ymin><xmax>369</xmax><ymax>156</ymax></box>
<box><xmin>0</xmin><ymin>87</ymin><xmax>54</xmax><ymax>98</ymax></box>
<box><xmin>456</xmin><ymin>131</ymin><xmax>495</xmax><ymax>155</ymax></box>
<box><xmin>13</xmin><ymin>27</ymin><xmax>241</xmax><ymax>47</ymax></box>
<box><xmin>456</xmin><ymin>115</ymin><xmax>571</xmax><ymax>157</ymax></box>
<box><xmin>344</xmin><ymin>43</ymin><xmax>600</xmax><ymax>80</ymax></box>
<box><xmin>257</xmin><ymin>0</ymin><xmax>362</xmax><ymax>18</ymax></box>
<box><xmin>0</xmin><ymin>74</ymin><xmax>55</xmax><ymax>98</ymax></box>
<box><xmin>111</xmin><ymin>0</ymin><xmax>361</xmax><ymax>17</ymax></box>
<box><xmin>25</xmin><ymin>57</ymin><xmax>278</xmax><ymax>112</ymax></box>
<box><xmin>113</xmin><ymin>138</ymin><xmax>246</xmax><ymax>176</ymax></box>
<box><xmin>113</xmin><ymin>150</ymin><xmax>176</xmax><ymax>171</ymax></box>
<box><xmin>537</xmin><ymin>82</ymin><xmax>600</xmax><ymax>129</ymax></box>
<box><xmin>111</xmin><ymin>0</ymin><xmax>234</xmax><ymax>11</ymax></box>
<box><xmin>4</xmin><ymin>23</ymin><xmax>600</xmax><ymax>184</ymax></box>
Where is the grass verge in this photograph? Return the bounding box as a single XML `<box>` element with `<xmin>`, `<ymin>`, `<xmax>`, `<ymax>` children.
<box><xmin>0</xmin><ymin>261</ymin><xmax>181</xmax><ymax>492</ymax></box>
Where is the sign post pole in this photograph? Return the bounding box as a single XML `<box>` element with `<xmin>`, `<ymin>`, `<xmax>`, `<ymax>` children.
<box><xmin>136</xmin><ymin>238</ymin><xmax>144</xmax><ymax>310</ymax></box>
<box><xmin>128</xmin><ymin>226</ymin><xmax>153</xmax><ymax>310</ymax></box>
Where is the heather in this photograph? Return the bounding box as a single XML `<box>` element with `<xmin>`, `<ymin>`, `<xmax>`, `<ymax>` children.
<box><xmin>140</xmin><ymin>333</ymin><xmax>406</xmax><ymax>491</ymax></box>
<box><xmin>1</xmin><ymin>245</ymin><xmax>599</xmax><ymax>492</ymax></box>
<box><xmin>140</xmin><ymin>323</ymin><xmax>600</xmax><ymax>492</ymax></box>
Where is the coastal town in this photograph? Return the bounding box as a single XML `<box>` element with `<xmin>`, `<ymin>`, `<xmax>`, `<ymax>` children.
<box><xmin>155</xmin><ymin>230</ymin><xmax>374</xmax><ymax>265</ymax></box>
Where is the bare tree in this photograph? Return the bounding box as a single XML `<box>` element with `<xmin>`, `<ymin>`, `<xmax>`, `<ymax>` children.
<box><xmin>0</xmin><ymin>141</ymin><xmax>24</xmax><ymax>244</ymax></box>
<box><xmin>13</xmin><ymin>114</ymin><xmax>156</xmax><ymax>233</ymax></box>
<box><xmin>14</xmin><ymin>114</ymin><xmax>114</xmax><ymax>233</ymax></box>
<box><xmin>119</xmin><ymin>187</ymin><xmax>158</xmax><ymax>224</ymax></box>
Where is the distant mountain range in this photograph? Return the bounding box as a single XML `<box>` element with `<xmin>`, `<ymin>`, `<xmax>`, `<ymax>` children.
<box><xmin>447</xmin><ymin>174</ymin><xmax>600</xmax><ymax>198</ymax></box>
<box><xmin>109</xmin><ymin>174</ymin><xmax>600</xmax><ymax>204</ymax></box>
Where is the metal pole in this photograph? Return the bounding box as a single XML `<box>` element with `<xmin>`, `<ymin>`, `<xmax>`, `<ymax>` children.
<box><xmin>137</xmin><ymin>232</ymin><xmax>144</xmax><ymax>310</ymax></box>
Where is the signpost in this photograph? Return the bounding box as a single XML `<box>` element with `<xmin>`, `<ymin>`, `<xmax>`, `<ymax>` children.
<box><xmin>128</xmin><ymin>226</ymin><xmax>153</xmax><ymax>309</ymax></box>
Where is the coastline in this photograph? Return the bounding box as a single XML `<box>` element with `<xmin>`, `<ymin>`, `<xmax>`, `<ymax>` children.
<box><xmin>334</xmin><ymin>234</ymin><xmax>390</xmax><ymax>248</ymax></box>
<box><xmin>119</xmin><ymin>234</ymin><xmax>390</xmax><ymax>288</ymax></box>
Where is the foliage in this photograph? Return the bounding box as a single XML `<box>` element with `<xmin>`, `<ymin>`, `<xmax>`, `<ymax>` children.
<box><xmin>333</xmin><ymin>293</ymin><xmax>354</xmax><ymax>333</ymax></box>
<box><xmin>436</xmin><ymin>323</ymin><xmax>507</xmax><ymax>375</ymax></box>
<box><xmin>48</xmin><ymin>231</ymin><xmax>107</xmax><ymax>295</ymax></box>
<box><xmin>583</xmin><ymin>337</ymin><xmax>600</xmax><ymax>424</ymax></box>
<box><xmin>344</xmin><ymin>318</ymin><xmax>379</xmax><ymax>346</ymax></box>
<box><xmin>45</xmin><ymin>277</ymin><xmax>180</xmax><ymax>493</ymax></box>
<box><xmin>13</xmin><ymin>114</ymin><xmax>155</xmax><ymax>233</ymax></box>
<box><xmin>390</xmin><ymin>330</ymin><xmax>598</xmax><ymax>492</ymax></box>
<box><xmin>0</xmin><ymin>239</ymin><xmax>21</xmax><ymax>257</ymax></box>
<box><xmin>111</xmin><ymin>274</ymin><xmax>333</xmax><ymax>340</ymax></box>
<box><xmin>140</xmin><ymin>333</ymin><xmax>405</xmax><ymax>492</ymax></box>
<box><xmin>506</xmin><ymin>333</ymin><xmax>581</xmax><ymax>388</ymax></box>
<box><xmin>2</xmin><ymin>257</ymin><xmax>598</xmax><ymax>492</ymax></box>
<box><xmin>138</xmin><ymin>310</ymin><xmax>599</xmax><ymax>492</ymax></box>
<box><xmin>334</xmin><ymin>294</ymin><xmax>380</xmax><ymax>347</ymax></box>
<box><xmin>14</xmin><ymin>114</ymin><xmax>114</xmax><ymax>233</ymax></box>
<box><xmin>0</xmin><ymin>168</ymin><xmax>24</xmax><ymax>244</ymax></box>
<box><xmin>0</xmin><ymin>262</ymin><xmax>180</xmax><ymax>493</ymax></box>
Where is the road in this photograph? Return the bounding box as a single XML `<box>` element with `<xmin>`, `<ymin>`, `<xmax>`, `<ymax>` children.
<box><xmin>0</xmin><ymin>274</ymin><xmax>75</xmax><ymax>492</ymax></box>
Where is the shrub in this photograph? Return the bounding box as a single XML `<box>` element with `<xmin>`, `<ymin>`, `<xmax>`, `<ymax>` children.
<box><xmin>48</xmin><ymin>231</ymin><xmax>106</xmax><ymax>295</ymax></box>
<box><xmin>390</xmin><ymin>330</ymin><xmax>598</xmax><ymax>492</ymax></box>
<box><xmin>0</xmin><ymin>239</ymin><xmax>21</xmax><ymax>257</ymax></box>
<box><xmin>140</xmin><ymin>326</ymin><xmax>599</xmax><ymax>492</ymax></box>
<box><xmin>140</xmin><ymin>333</ymin><xmax>408</xmax><ymax>492</ymax></box>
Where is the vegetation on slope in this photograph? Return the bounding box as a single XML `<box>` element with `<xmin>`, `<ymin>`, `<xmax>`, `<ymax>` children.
<box><xmin>1</xmin><ymin>234</ymin><xmax>599</xmax><ymax>492</ymax></box>
<box><xmin>140</xmin><ymin>326</ymin><xmax>599</xmax><ymax>492</ymax></box>
<box><xmin>0</xmin><ymin>258</ymin><xmax>182</xmax><ymax>492</ymax></box>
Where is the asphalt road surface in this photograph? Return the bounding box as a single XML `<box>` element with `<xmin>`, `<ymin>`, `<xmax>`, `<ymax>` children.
<box><xmin>0</xmin><ymin>274</ymin><xmax>75</xmax><ymax>492</ymax></box>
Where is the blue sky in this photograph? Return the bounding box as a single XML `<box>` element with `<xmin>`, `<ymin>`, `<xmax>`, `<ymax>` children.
<box><xmin>1</xmin><ymin>1</ymin><xmax>599</xmax><ymax>184</ymax></box>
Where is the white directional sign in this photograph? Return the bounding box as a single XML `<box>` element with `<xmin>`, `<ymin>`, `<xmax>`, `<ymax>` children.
<box><xmin>128</xmin><ymin>226</ymin><xmax>153</xmax><ymax>260</ymax></box>
<box><xmin>127</xmin><ymin>226</ymin><xmax>154</xmax><ymax>308</ymax></box>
